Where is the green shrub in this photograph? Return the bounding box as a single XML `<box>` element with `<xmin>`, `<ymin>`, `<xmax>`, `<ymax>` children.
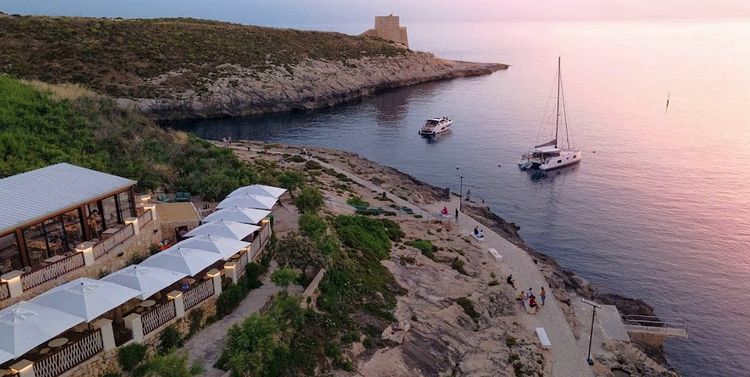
<box><xmin>158</xmin><ymin>325</ymin><xmax>183</xmax><ymax>355</ymax></box>
<box><xmin>405</xmin><ymin>239</ymin><xmax>437</xmax><ymax>260</ymax></box>
<box><xmin>100</xmin><ymin>373</ymin><xmax>121</xmax><ymax>377</ymax></box>
<box><xmin>346</xmin><ymin>196</ymin><xmax>369</xmax><ymax>207</ymax></box>
<box><xmin>506</xmin><ymin>336</ymin><xmax>517</xmax><ymax>348</ymax></box>
<box><xmin>117</xmin><ymin>343</ymin><xmax>147</xmax><ymax>372</ymax></box>
<box><xmin>488</xmin><ymin>280</ymin><xmax>500</xmax><ymax>286</ymax></box>
<box><xmin>304</xmin><ymin>160</ymin><xmax>322</xmax><ymax>170</ymax></box>
<box><xmin>216</xmin><ymin>283</ymin><xmax>247</xmax><ymax>318</ymax></box>
<box><xmin>140</xmin><ymin>351</ymin><xmax>203</xmax><ymax>377</ymax></box>
<box><xmin>451</xmin><ymin>258</ymin><xmax>468</xmax><ymax>276</ymax></box>
<box><xmin>379</xmin><ymin>219</ymin><xmax>404</xmax><ymax>241</ymax></box>
<box><xmin>298</xmin><ymin>213</ymin><xmax>327</xmax><ymax>239</ymax></box>
<box><xmin>340</xmin><ymin>331</ymin><xmax>359</xmax><ymax>344</ymax></box>
<box><xmin>333</xmin><ymin>215</ymin><xmax>393</xmax><ymax>260</ymax></box>
<box><xmin>294</xmin><ymin>187</ymin><xmax>324</xmax><ymax>213</ymax></box>
<box><xmin>456</xmin><ymin>297</ymin><xmax>480</xmax><ymax>322</ymax></box>
<box><xmin>288</xmin><ymin>155</ymin><xmax>305</xmax><ymax>163</ymax></box>
<box><xmin>188</xmin><ymin>308</ymin><xmax>204</xmax><ymax>337</ymax></box>
<box><xmin>271</xmin><ymin>267</ymin><xmax>298</xmax><ymax>291</ymax></box>
<box><xmin>244</xmin><ymin>262</ymin><xmax>264</xmax><ymax>289</ymax></box>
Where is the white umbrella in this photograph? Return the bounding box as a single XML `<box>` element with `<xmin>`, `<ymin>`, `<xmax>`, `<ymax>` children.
<box><xmin>32</xmin><ymin>278</ymin><xmax>140</xmax><ymax>322</ymax></box>
<box><xmin>202</xmin><ymin>207</ymin><xmax>271</xmax><ymax>225</ymax></box>
<box><xmin>0</xmin><ymin>349</ymin><xmax>13</xmax><ymax>365</ymax></box>
<box><xmin>184</xmin><ymin>220</ymin><xmax>260</xmax><ymax>240</ymax></box>
<box><xmin>217</xmin><ymin>194</ymin><xmax>276</xmax><ymax>210</ymax></box>
<box><xmin>140</xmin><ymin>246</ymin><xmax>222</xmax><ymax>276</ymax></box>
<box><xmin>0</xmin><ymin>301</ymin><xmax>85</xmax><ymax>363</ymax></box>
<box><xmin>228</xmin><ymin>184</ymin><xmax>286</xmax><ymax>199</ymax></box>
<box><xmin>101</xmin><ymin>265</ymin><xmax>187</xmax><ymax>300</ymax></box>
<box><xmin>173</xmin><ymin>235</ymin><xmax>250</xmax><ymax>260</ymax></box>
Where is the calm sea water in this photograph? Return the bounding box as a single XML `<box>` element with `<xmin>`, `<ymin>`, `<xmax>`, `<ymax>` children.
<box><xmin>174</xmin><ymin>20</ymin><xmax>750</xmax><ymax>376</ymax></box>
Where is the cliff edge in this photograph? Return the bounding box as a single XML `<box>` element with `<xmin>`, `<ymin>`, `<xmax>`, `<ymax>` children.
<box><xmin>0</xmin><ymin>15</ymin><xmax>507</xmax><ymax>120</ymax></box>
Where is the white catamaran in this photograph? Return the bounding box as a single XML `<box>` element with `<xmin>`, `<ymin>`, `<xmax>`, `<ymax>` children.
<box><xmin>518</xmin><ymin>57</ymin><xmax>582</xmax><ymax>171</ymax></box>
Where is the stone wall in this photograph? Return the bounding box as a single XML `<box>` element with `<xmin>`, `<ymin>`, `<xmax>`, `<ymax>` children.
<box><xmin>0</xmin><ymin>219</ymin><xmax>162</xmax><ymax>310</ymax></box>
<box><xmin>66</xmin><ymin>297</ymin><xmax>218</xmax><ymax>377</ymax></box>
<box><xmin>159</xmin><ymin>220</ymin><xmax>199</xmax><ymax>243</ymax></box>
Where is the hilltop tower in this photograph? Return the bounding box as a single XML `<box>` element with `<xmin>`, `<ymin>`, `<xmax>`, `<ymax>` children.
<box><xmin>361</xmin><ymin>14</ymin><xmax>408</xmax><ymax>48</ymax></box>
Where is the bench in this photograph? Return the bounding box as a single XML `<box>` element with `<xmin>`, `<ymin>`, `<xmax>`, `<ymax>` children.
<box><xmin>535</xmin><ymin>327</ymin><xmax>551</xmax><ymax>350</ymax></box>
<box><xmin>175</xmin><ymin>192</ymin><xmax>191</xmax><ymax>202</ymax></box>
<box><xmin>488</xmin><ymin>248</ymin><xmax>502</xmax><ymax>261</ymax></box>
<box><xmin>471</xmin><ymin>232</ymin><xmax>485</xmax><ymax>241</ymax></box>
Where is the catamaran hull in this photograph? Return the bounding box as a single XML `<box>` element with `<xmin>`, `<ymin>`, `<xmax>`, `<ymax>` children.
<box><xmin>539</xmin><ymin>151</ymin><xmax>582</xmax><ymax>171</ymax></box>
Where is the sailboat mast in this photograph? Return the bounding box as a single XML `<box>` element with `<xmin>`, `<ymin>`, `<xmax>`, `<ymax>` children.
<box><xmin>555</xmin><ymin>56</ymin><xmax>561</xmax><ymax>148</ymax></box>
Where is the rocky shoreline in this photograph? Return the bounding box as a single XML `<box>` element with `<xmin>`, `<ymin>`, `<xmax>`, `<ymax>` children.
<box><xmin>231</xmin><ymin>141</ymin><xmax>675</xmax><ymax>375</ymax></box>
<box><xmin>119</xmin><ymin>52</ymin><xmax>508</xmax><ymax>120</ymax></box>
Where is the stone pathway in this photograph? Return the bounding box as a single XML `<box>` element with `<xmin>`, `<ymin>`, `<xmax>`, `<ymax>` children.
<box><xmin>183</xmin><ymin>271</ymin><xmax>282</xmax><ymax>377</ymax></box>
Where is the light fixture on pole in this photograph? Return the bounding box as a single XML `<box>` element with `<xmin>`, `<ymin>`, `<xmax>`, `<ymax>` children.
<box><xmin>581</xmin><ymin>298</ymin><xmax>601</xmax><ymax>366</ymax></box>
<box><xmin>456</xmin><ymin>166</ymin><xmax>464</xmax><ymax>211</ymax></box>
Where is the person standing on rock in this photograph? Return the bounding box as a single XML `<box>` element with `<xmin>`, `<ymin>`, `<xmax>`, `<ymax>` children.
<box><xmin>540</xmin><ymin>287</ymin><xmax>546</xmax><ymax>305</ymax></box>
<box><xmin>506</xmin><ymin>274</ymin><xmax>515</xmax><ymax>289</ymax></box>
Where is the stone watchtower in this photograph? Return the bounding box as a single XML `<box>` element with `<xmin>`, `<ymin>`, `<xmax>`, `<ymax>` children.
<box><xmin>361</xmin><ymin>14</ymin><xmax>408</xmax><ymax>48</ymax></box>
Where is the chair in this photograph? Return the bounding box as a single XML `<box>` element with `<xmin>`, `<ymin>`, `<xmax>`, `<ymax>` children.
<box><xmin>0</xmin><ymin>259</ymin><xmax>12</xmax><ymax>274</ymax></box>
<box><xmin>156</xmin><ymin>193</ymin><xmax>171</xmax><ymax>203</ymax></box>
<box><xmin>175</xmin><ymin>192</ymin><xmax>191</xmax><ymax>202</ymax></box>
<box><xmin>28</xmin><ymin>249</ymin><xmax>43</xmax><ymax>265</ymax></box>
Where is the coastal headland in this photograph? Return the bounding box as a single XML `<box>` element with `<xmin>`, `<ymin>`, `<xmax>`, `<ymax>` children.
<box><xmin>0</xmin><ymin>14</ymin><xmax>507</xmax><ymax>120</ymax></box>
<box><xmin>224</xmin><ymin>140</ymin><xmax>676</xmax><ymax>376</ymax></box>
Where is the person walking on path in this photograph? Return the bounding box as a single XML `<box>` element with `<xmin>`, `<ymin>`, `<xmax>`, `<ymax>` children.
<box><xmin>540</xmin><ymin>287</ymin><xmax>546</xmax><ymax>305</ymax></box>
<box><xmin>454</xmin><ymin>208</ymin><xmax>459</xmax><ymax>223</ymax></box>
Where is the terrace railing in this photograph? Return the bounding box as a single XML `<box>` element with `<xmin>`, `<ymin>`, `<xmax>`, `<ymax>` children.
<box><xmin>93</xmin><ymin>223</ymin><xmax>135</xmax><ymax>260</ymax></box>
<box><xmin>0</xmin><ymin>281</ymin><xmax>9</xmax><ymax>301</ymax></box>
<box><xmin>33</xmin><ymin>329</ymin><xmax>103</xmax><ymax>377</ymax></box>
<box><xmin>183</xmin><ymin>279</ymin><xmax>215</xmax><ymax>311</ymax></box>
<box><xmin>21</xmin><ymin>253</ymin><xmax>85</xmax><ymax>291</ymax></box>
<box><xmin>142</xmin><ymin>300</ymin><xmax>176</xmax><ymax>335</ymax></box>
<box><xmin>236</xmin><ymin>251</ymin><xmax>249</xmax><ymax>279</ymax></box>
<box><xmin>138</xmin><ymin>209</ymin><xmax>153</xmax><ymax>229</ymax></box>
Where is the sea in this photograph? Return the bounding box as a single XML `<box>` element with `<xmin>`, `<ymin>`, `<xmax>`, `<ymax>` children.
<box><xmin>174</xmin><ymin>20</ymin><xmax>750</xmax><ymax>377</ymax></box>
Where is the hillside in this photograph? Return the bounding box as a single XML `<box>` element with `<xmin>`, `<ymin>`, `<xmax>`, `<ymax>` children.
<box><xmin>0</xmin><ymin>15</ymin><xmax>507</xmax><ymax>119</ymax></box>
<box><xmin>0</xmin><ymin>75</ymin><xmax>291</xmax><ymax>199</ymax></box>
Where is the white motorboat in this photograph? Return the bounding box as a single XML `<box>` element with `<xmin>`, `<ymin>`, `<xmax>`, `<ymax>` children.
<box><xmin>518</xmin><ymin>57</ymin><xmax>582</xmax><ymax>171</ymax></box>
<box><xmin>419</xmin><ymin>117</ymin><xmax>452</xmax><ymax>136</ymax></box>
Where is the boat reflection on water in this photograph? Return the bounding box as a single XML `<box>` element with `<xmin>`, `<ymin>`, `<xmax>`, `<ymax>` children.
<box><xmin>421</xmin><ymin>129</ymin><xmax>452</xmax><ymax>144</ymax></box>
<box><xmin>528</xmin><ymin>163</ymin><xmax>579</xmax><ymax>181</ymax></box>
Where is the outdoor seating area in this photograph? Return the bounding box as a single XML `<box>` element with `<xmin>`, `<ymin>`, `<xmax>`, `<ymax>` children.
<box><xmin>0</xmin><ymin>184</ymin><xmax>285</xmax><ymax>377</ymax></box>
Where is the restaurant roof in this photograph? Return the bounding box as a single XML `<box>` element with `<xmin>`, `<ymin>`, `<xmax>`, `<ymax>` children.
<box><xmin>0</xmin><ymin>163</ymin><xmax>136</xmax><ymax>234</ymax></box>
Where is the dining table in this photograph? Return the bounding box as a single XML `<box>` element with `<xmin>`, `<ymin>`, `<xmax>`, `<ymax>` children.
<box><xmin>48</xmin><ymin>337</ymin><xmax>68</xmax><ymax>348</ymax></box>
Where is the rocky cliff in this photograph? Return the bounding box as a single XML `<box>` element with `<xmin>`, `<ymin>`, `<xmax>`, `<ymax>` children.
<box><xmin>119</xmin><ymin>53</ymin><xmax>506</xmax><ymax>120</ymax></box>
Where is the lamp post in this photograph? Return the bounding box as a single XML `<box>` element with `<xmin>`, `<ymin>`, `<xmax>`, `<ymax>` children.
<box><xmin>582</xmin><ymin>298</ymin><xmax>601</xmax><ymax>366</ymax></box>
<box><xmin>456</xmin><ymin>166</ymin><xmax>464</xmax><ymax>211</ymax></box>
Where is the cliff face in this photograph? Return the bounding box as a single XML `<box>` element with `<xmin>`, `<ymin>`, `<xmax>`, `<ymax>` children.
<box><xmin>0</xmin><ymin>15</ymin><xmax>507</xmax><ymax>120</ymax></box>
<box><xmin>118</xmin><ymin>53</ymin><xmax>506</xmax><ymax>119</ymax></box>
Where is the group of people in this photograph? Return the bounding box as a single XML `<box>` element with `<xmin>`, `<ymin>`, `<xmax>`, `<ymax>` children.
<box><xmin>440</xmin><ymin>206</ymin><xmax>459</xmax><ymax>222</ymax></box>
<box><xmin>472</xmin><ymin>226</ymin><xmax>485</xmax><ymax>239</ymax></box>
<box><xmin>516</xmin><ymin>286</ymin><xmax>546</xmax><ymax>314</ymax></box>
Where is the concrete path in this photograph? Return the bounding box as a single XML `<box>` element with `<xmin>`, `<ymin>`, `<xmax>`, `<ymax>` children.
<box><xmin>235</xmin><ymin>145</ymin><xmax>595</xmax><ymax>376</ymax></box>
<box><xmin>183</xmin><ymin>271</ymin><xmax>282</xmax><ymax>376</ymax></box>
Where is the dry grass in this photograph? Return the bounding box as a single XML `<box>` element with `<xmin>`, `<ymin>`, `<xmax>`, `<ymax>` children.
<box><xmin>24</xmin><ymin>80</ymin><xmax>96</xmax><ymax>101</ymax></box>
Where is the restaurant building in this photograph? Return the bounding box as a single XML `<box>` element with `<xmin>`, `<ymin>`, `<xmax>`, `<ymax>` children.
<box><xmin>0</xmin><ymin>163</ymin><xmax>138</xmax><ymax>273</ymax></box>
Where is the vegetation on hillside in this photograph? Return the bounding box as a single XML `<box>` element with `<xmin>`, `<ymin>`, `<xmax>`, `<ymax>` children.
<box><xmin>0</xmin><ymin>75</ymin><xmax>293</xmax><ymax>199</ymax></box>
<box><xmin>0</xmin><ymin>15</ymin><xmax>407</xmax><ymax>98</ymax></box>
<box><xmin>219</xmin><ymin>214</ymin><xmax>404</xmax><ymax>375</ymax></box>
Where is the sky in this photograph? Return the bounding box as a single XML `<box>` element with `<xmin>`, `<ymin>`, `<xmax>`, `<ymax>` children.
<box><xmin>1</xmin><ymin>0</ymin><xmax>749</xmax><ymax>27</ymax></box>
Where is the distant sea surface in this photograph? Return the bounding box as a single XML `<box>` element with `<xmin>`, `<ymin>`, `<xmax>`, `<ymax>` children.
<box><xmin>174</xmin><ymin>20</ymin><xmax>750</xmax><ymax>376</ymax></box>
